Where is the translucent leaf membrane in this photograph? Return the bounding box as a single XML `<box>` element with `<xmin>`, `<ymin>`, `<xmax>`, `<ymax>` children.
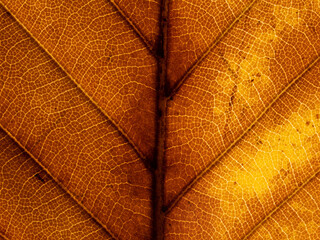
<box><xmin>2</xmin><ymin>0</ymin><xmax>320</xmax><ymax>238</ymax></box>
<box><xmin>1</xmin><ymin>0</ymin><xmax>157</xmax><ymax>159</ymax></box>
<box><xmin>112</xmin><ymin>0</ymin><xmax>160</xmax><ymax>49</ymax></box>
<box><xmin>165</xmin><ymin>0</ymin><xmax>320</xmax><ymax>205</ymax></box>
<box><xmin>0</xmin><ymin>6</ymin><xmax>151</xmax><ymax>240</ymax></box>
<box><xmin>249</xmin><ymin>174</ymin><xmax>320</xmax><ymax>239</ymax></box>
<box><xmin>0</xmin><ymin>129</ymin><xmax>112</xmax><ymax>240</ymax></box>
<box><xmin>166</xmin><ymin>60</ymin><xmax>320</xmax><ymax>239</ymax></box>
<box><xmin>167</xmin><ymin>0</ymin><xmax>254</xmax><ymax>88</ymax></box>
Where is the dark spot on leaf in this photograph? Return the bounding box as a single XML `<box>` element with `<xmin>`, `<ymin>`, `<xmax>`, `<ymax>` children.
<box><xmin>309</xmin><ymin>25</ymin><xmax>316</xmax><ymax>34</ymax></box>
<box><xmin>106</xmin><ymin>55</ymin><xmax>113</xmax><ymax>62</ymax></box>
<box><xmin>239</xmin><ymin>51</ymin><xmax>246</xmax><ymax>59</ymax></box>
<box><xmin>306</xmin><ymin>121</ymin><xmax>310</xmax><ymax>126</ymax></box>
<box><xmin>161</xmin><ymin>206</ymin><xmax>167</xmax><ymax>212</ymax></box>
<box><xmin>35</xmin><ymin>173</ymin><xmax>46</xmax><ymax>183</ymax></box>
<box><xmin>229</xmin><ymin>85</ymin><xmax>237</xmax><ymax>107</ymax></box>
<box><xmin>240</xmin><ymin>163</ymin><xmax>244</xmax><ymax>170</ymax></box>
<box><xmin>280</xmin><ymin>169</ymin><xmax>288</xmax><ymax>179</ymax></box>
<box><xmin>230</xmin><ymin>95</ymin><xmax>235</xmax><ymax>107</ymax></box>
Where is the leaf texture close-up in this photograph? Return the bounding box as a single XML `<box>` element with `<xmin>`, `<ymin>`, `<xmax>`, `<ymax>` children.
<box><xmin>1</xmin><ymin>0</ymin><xmax>320</xmax><ymax>239</ymax></box>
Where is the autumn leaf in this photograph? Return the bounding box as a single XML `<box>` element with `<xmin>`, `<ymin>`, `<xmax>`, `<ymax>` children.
<box><xmin>1</xmin><ymin>0</ymin><xmax>320</xmax><ymax>239</ymax></box>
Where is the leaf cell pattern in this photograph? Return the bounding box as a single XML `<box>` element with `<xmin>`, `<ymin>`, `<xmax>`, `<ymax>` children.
<box><xmin>1</xmin><ymin>0</ymin><xmax>320</xmax><ymax>239</ymax></box>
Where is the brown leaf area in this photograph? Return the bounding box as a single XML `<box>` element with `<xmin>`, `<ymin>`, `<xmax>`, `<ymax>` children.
<box><xmin>1</xmin><ymin>0</ymin><xmax>320</xmax><ymax>239</ymax></box>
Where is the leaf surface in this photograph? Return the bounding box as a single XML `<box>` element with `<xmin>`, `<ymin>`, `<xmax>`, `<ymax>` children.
<box><xmin>1</xmin><ymin>0</ymin><xmax>320</xmax><ymax>239</ymax></box>
<box><xmin>0</xmin><ymin>129</ymin><xmax>112</xmax><ymax>239</ymax></box>
<box><xmin>0</xmin><ymin>4</ymin><xmax>151</xmax><ymax>239</ymax></box>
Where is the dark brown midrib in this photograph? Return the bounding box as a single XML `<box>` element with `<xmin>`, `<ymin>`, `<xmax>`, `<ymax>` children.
<box><xmin>152</xmin><ymin>0</ymin><xmax>169</xmax><ymax>239</ymax></box>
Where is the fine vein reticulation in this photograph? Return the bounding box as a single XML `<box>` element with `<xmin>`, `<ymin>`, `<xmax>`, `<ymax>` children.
<box><xmin>1</xmin><ymin>0</ymin><xmax>320</xmax><ymax>240</ymax></box>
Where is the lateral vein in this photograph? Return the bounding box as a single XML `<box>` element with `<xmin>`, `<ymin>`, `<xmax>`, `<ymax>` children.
<box><xmin>165</xmin><ymin>53</ymin><xmax>320</xmax><ymax>214</ymax></box>
<box><xmin>0</xmin><ymin>124</ymin><xmax>118</xmax><ymax>240</ymax></box>
<box><xmin>169</xmin><ymin>0</ymin><xmax>258</xmax><ymax>98</ymax></box>
<box><xmin>0</xmin><ymin>2</ymin><xmax>149</xmax><ymax>169</ymax></box>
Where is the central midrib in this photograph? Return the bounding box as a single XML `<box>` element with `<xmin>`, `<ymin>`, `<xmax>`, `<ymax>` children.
<box><xmin>152</xmin><ymin>0</ymin><xmax>169</xmax><ymax>239</ymax></box>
